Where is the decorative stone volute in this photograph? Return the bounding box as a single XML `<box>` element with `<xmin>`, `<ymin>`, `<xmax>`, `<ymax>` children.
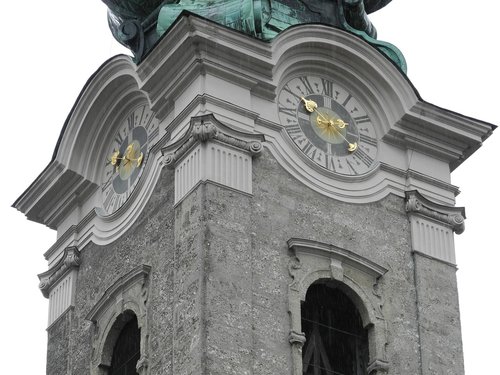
<box><xmin>406</xmin><ymin>190</ymin><xmax>465</xmax><ymax>234</ymax></box>
<box><xmin>162</xmin><ymin>114</ymin><xmax>265</xmax><ymax>203</ymax></box>
<box><xmin>163</xmin><ymin>114</ymin><xmax>264</xmax><ymax>169</ymax></box>
<box><xmin>38</xmin><ymin>246</ymin><xmax>81</xmax><ymax>326</ymax></box>
<box><xmin>38</xmin><ymin>246</ymin><xmax>81</xmax><ymax>298</ymax></box>
<box><xmin>405</xmin><ymin>190</ymin><xmax>466</xmax><ymax>264</ymax></box>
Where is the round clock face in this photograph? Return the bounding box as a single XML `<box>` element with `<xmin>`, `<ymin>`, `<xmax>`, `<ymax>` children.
<box><xmin>277</xmin><ymin>75</ymin><xmax>378</xmax><ymax>176</ymax></box>
<box><xmin>101</xmin><ymin>103</ymin><xmax>160</xmax><ymax>215</ymax></box>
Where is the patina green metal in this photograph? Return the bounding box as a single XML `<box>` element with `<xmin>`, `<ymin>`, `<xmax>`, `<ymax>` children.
<box><xmin>102</xmin><ymin>0</ymin><xmax>406</xmax><ymax>72</ymax></box>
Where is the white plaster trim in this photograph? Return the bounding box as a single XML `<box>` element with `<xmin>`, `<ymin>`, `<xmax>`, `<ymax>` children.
<box><xmin>173</xmin><ymin>142</ymin><xmax>253</xmax><ymax>204</ymax></box>
<box><xmin>47</xmin><ymin>269</ymin><xmax>78</xmax><ymax>327</ymax></box>
<box><xmin>405</xmin><ymin>190</ymin><xmax>465</xmax><ymax>265</ymax></box>
<box><xmin>162</xmin><ymin>114</ymin><xmax>264</xmax><ymax>204</ymax></box>
<box><xmin>38</xmin><ymin>246</ymin><xmax>80</xmax><ymax>326</ymax></box>
<box><xmin>410</xmin><ymin>217</ymin><xmax>456</xmax><ymax>265</ymax></box>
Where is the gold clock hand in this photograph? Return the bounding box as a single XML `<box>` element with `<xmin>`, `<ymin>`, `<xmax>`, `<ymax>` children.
<box><xmin>125</xmin><ymin>143</ymin><xmax>144</xmax><ymax>167</ymax></box>
<box><xmin>301</xmin><ymin>97</ymin><xmax>357</xmax><ymax>152</ymax></box>
<box><xmin>301</xmin><ymin>97</ymin><xmax>330</xmax><ymax>122</ymax></box>
<box><xmin>316</xmin><ymin>117</ymin><xmax>358</xmax><ymax>152</ymax></box>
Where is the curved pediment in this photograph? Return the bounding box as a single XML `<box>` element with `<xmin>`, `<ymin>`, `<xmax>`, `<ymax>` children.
<box><xmin>271</xmin><ymin>24</ymin><xmax>417</xmax><ymax>134</ymax></box>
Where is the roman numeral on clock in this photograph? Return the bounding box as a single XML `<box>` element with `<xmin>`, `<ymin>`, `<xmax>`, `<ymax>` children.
<box><xmin>278</xmin><ymin>105</ymin><xmax>296</xmax><ymax>118</ymax></box>
<box><xmin>127</xmin><ymin>113</ymin><xmax>135</xmax><ymax>131</ymax></box>
<box><xmin>282</xmin><ymin>84</ymin><xmax>302</xmax><ymax>102</ymax></box>
<box><xmin>353</xmin><ymin>148</ymin><xmax>374</xmax><ymax>167</ymax></box>
<box><xmin>321</xmin><ymin>78</ymin><xmax>333</xmax><ymax>97</ymax></box>
<box><xmin>354</xmin><ymin>115</ymin><xmax>371</xmax><ymax>124</ymax></box>
<box><xmin>301</xmin><ymin>140</ymin><xmax>318</xmax><ymax>160</ymax></box>
<box><xmin>359</xmin><ymin>133</ymin><xmax>377</xmax><ymax>147</ymax></box>
<box><xmin>286</xmin><ymin>123</ymin><xmax>303</xmax><ymax>136</ymax></box>
<box><xmin>299</xmin><ymin>76</ymin><xmax>315</xmax><ymax>95</ymax></box>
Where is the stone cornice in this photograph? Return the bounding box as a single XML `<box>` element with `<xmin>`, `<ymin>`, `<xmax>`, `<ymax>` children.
<box><xmin>162</xmin><ymin>113</ymin><xmax>265</xmax><ymax>169</ymax></box>
<box><xmin>405</xmin><ymin>190</ymin><xmax>465</xmax><ymax>234</ymax></box>
<box><xmin>287</xmin><ymin>238</ymin><xmax>388</xmax><ymax>279</ymax></box>
<box><xmin>38</xmin><ymin>246</ymin><xmax>81</xmax><ymax>298</ymax></box>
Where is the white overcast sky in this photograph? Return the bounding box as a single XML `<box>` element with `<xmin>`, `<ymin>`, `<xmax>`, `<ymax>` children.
<box><xmin>2</xmin><ymin>1</ymin><xmax>498</xmax><ymax>373</ymax></box>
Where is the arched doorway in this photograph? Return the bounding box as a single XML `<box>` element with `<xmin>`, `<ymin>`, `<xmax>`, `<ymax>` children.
<box><xmin>109</xmin><ymin>315</ymin><xmax>141</xmax><ymax>375</ymax></box>
<box><xmin>302</xmin><ymin>281</ymin><xmax>369</xmax><ymax>375</ymax></box>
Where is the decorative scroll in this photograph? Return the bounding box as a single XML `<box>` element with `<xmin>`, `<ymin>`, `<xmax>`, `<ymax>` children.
<box><xmin>162</xmin><ymin>114</ymin><xmax>265</xmax><ymax>203</ymax></box>
<box><xmin>163</xmin><ymin>114</ymin><xmax>264</xmax><ymax>169</ymax></box>
<box><xmin>405</xmin><ymin>190</ymin><xmax>465</xmax><ymax>234</ymax></box>
<box><xmin>405</xmin><ymin>190</ymin><xmax>466</xmax><ymax>265</ymax></box>
<box><xmin>38</xmin><ymin>246</ymin><xmax>81</xmax><ymax>298</ymax></box>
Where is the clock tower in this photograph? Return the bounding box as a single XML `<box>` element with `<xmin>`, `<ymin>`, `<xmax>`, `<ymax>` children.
<box><xmin>14</xmin><ymin>1</ymin><xmax>495</xmax><ymax>374</ymax></box>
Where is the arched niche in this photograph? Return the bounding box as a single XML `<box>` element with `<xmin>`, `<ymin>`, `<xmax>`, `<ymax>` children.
<box><xmin>302</xmin><ymin>281</ymin><xmax>369</xmax><ymax>375</ymax></box>
<box><xmin>86</xmin><ymin>265</ymin><xmax>151</xmax><ymax>375</ymax></box>
<box><xmin>287</xmin><ymin>238</ymin><xmax>389</xmax><ymax>375</ymax></box>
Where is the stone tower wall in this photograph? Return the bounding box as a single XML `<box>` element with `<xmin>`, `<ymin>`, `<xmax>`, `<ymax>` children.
<box><xmin>45</xmin><ymin>148</ymin><xmax>463</xmax><ymax>374</ymax></box>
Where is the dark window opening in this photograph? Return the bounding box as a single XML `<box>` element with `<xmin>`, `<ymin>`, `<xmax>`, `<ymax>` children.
<box><xmin>109</xmin><ymin>315</ymin><xmax>141</xmax><ymax>375</ymax></box>
<box><xmin>302</xmin><ymin>282</ymin><xmax>368</xmax><ymax>375</ymax></box>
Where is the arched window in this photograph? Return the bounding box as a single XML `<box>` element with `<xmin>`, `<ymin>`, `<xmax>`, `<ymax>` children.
<box><xmin>302</xmin><ymin>282</ymin><xmax>369</xmax><ymax>375</ymax></box>
<box><xmin>109</xmin><ymin>315</ymin><xmax>141</xmax><ymax>375</ymax></box>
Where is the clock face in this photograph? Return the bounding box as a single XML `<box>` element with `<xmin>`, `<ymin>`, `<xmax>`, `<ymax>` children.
<box><xmin>277</xmin><ymin>75</ymin><xmax>378</xmax><ymax>176</ymax></box>
<box><xmin>101</xmin><ymin>103</ymin><xmax>160</xmax><ymax>215</ymax></box>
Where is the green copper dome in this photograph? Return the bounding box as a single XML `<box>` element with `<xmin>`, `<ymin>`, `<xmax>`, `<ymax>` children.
<box><xmin>102</xmin><ymin>0</ymin><xmax>405</xmax><ymax>71</ymax></box>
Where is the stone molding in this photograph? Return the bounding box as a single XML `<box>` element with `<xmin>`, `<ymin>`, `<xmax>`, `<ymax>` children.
<box><xmin>405</xmin><ymin>190</ymin><xmax>465</xmax><ymax>265</ymax></box>
<box><xmin>86</xmin><ymin>265</ymin><xmax>151</xmax><ymax>375</ymax></box>
<box><xmin>38</xmin><ymin>246</ymin><xmax>81</xmax><ymax>326</ymax></box>
<box><xmin>163</xmin><ymin>114</ymin><xmax>264</xmax><ymax>168</ymax></box>
<box><xmin>405</xmin><ymin>190</ymin><xmax>465</xmax><ymax>234</ymax></box>
<box><xmin>162</xmin><ymin>114</ymin><xmax>265</xmax><ymax>204</ymax></box>
<box><xmin>287</xmin><ymin>238</ymin><xmax>389</xmax><ymax>375</ymax></box>
<box><xmin>38</xmin><ymin>246</ymin><xmax>80</xmax><ymax>298</ymax></box>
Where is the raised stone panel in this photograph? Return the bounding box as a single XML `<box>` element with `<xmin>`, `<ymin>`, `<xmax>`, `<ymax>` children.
<box><xmin>48</xmin><ymin>270</ymin><xmax>76</xmax><ymax>326</ymax></box>
<box><xmin>38</xmin><ymin>246</ymin><xmax>81</xmax><ymax>327</ymax></box>
<box><xmin>163</xmin><ymin>114</ymin><xmax>263</xmax><ymax>204</ymax></box>
<box><xmin>175</xmin><ymin>144</ymin><xmax>202</xmax><ymax>203</ymax></box>
<box><xmin>411</xmin><ymin>217</ymin><xmax>455</xmax><ymax>264</ymax></box>
<box><xmin>208</xmin><ymin>142</ymin><xmax>252</xmax><ymax>193</ymax></box>
<box><xmin>405</xmin><ymin>190</ymin><xmax>465</xmax><ymax>265</ymax></box>
<box><xmin>174</xmin><ymin>141</ymin><xmax>252</xmax><ymax>204</ymax></box>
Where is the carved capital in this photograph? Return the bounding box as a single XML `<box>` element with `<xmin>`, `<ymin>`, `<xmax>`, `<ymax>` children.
<box><xmin>38</xmin><ymin>246</ymin><xmax>81</xmax><ymax>298</ymax></box>
<box><xmin>161</xmin><ymin>114</ymin><xmax>265</xmax><ymax>168</ymax></box>
<box><xmin>405</xmin><ymin>190</ymin><xmax>465</xmax><ymax>234</ymax></box>
<box><xmin>192</xmin><ymin>122</ymin><xmax>217</xmax><ymax>142</ymax></box>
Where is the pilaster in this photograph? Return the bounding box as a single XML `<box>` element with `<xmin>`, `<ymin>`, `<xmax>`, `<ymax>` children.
<box><xmin>405</xmin><ymin>190</ymin><xmax>465</xmax><ymax>265</ymax></box>
<box><xmin>405</xmin><ymin>190</ymin><xmax>465</xmax><ymax>374</ymax></box>
<box><xmin>38</xmin><ymin>246</ymin><xmax>80</xmax><ymax>326</ymax></box>
<box><xmin>162</xmin><ymin>113</ymin><xmax>264</xmax><ymax>205</ymax></box>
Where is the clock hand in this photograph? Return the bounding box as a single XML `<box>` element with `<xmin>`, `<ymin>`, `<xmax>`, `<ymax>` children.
<box><xmin>316</xmin><ymin>117</ymin><xmax>358</xmax><ymax>152</ymax></box>
<box><xmin>124</xmin><ymin>143</ymin><xmax>144</xmax><ymax>167</ymax></box>
<box><xmin>110</xmin><ymin>144</ymin><xmax>144</xmax><ymax>170</ymax></box>
<box><xmin>301</xmin><ymin>97</ymin><xmax>331</xmax><ymax>122</ymax></box>
<box><xmin>301</xmin><ymin>97</ymin><xmax>357</xmax><ymax>152</ymax></box>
